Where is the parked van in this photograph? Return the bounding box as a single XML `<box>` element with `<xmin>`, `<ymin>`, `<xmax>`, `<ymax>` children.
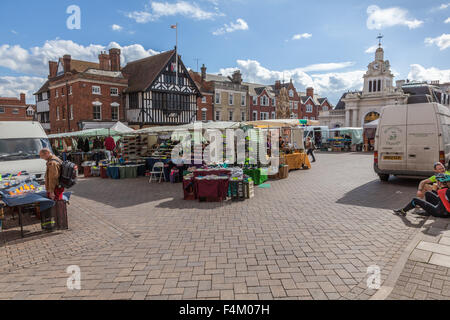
<box><xmin>374</xmin><ymin>102</ymin><xmax>450</xmax><ymax>181</ymax></box>
<box><xmin>0</xmin><ymin>121</ymin><xmax>52</xmax><ymax>181</ymax></box>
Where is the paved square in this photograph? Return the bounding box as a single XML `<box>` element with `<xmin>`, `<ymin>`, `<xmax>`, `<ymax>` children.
<box><xmin>0</xmin><ymin>153</ymin><xmax>429</xmax><ymax>300</ymax></box>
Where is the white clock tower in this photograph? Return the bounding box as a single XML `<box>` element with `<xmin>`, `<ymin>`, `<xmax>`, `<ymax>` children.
<box><xmin>363</xmin><ymin>38</ymin><xmax>395</xmax><ymax>96</ymax></box>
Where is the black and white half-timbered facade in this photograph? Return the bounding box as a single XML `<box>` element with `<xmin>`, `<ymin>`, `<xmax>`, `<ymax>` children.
<box><xmin>123</xmin><ymin>49</ymin><xmax>201</xmax><ymax>126</ymax></box>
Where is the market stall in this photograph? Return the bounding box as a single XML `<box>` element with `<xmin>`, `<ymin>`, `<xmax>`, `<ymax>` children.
<box><xmin>363</xmin><ymin>119</ymin><xmax>378</xmax><ymax>152</ymax></box>
<box><xmin>326</xmin><ymin>127</ymin><xmax>363</xmax><ymax>152</ymax></box>
<box><xmin>0</xmin><ymin>174</ymin><xmax>71</xmax><ymax>237</ymax></box>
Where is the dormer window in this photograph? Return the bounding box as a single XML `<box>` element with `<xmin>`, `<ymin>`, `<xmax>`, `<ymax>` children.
<box><xmin>289</xmin><ymin>90</ymin><xmax>294</xmax><ymax>98</ymax></box>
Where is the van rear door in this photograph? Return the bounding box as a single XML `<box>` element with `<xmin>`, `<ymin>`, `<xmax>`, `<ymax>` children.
<box><xmin>406</xmin><ymin>103</ymin><xmax>439</xmax><ymax>172</ymax></box>
<box><xmin>378</xmin><ymin>105</ymin><xmax>408</xmax><ymax>171</ymax></box>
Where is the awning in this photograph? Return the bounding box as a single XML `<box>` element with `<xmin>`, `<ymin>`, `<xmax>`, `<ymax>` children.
<box><xmin>363</xmin><ymin>119</ymin><xmax>379</xmax><ymax>129</ymax></box>
<box><xmin>244</xmin><ymin>119</ymin><xmax>316</xmax><ymax>128</ymax></box>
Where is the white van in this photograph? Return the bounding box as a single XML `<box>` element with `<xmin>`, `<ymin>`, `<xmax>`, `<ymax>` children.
<box><xmin>0</xmin><ymin>121</ymin><xmax>52</xmax><ymax>181</ymax></box>
<box><xmin>374</xmin><ymin>102</ymin><xmax>450</xmax><ymax>181</ymax></box>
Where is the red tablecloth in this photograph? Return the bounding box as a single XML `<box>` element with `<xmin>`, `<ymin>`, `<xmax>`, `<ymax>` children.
<box><xmin>183</xmin><ymin>177</ymin><xmax>229</xmax><ymax>202</ymax></box>
<box><xmin>193</xmin><ymin>169</ymin><xmax>232</xmax><ymax>178</ymax></box>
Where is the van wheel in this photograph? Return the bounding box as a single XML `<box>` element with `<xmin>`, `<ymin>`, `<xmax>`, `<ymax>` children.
<box><xmin>378</xmin><ymin>174</ymin><xmax>390</xmax><ymax>181</ymax></box>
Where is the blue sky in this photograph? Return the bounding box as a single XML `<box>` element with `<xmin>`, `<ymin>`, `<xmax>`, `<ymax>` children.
<box><xmin>0</xmin><ymin>0</ymin><xmax>449</xmax><ymax>104</ymax></box>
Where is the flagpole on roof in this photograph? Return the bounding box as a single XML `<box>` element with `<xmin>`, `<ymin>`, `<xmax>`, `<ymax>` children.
<box><xmin>176</xmin><ymin>23</ymin><xmax>178</xmax><ymax>86</ymax></box>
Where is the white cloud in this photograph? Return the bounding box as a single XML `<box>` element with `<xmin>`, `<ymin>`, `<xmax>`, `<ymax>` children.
<box><xmin>126</xmin><ymin>1</ymin><xmax>221</xmax><ymax>23</ymax></box>
<box><xmin>0</xmin><ymin>40</ymin><xmax>159</xmax><ymax>76</ymax></box>
<box><xmin>365</xmin><ymin>45</ymin><xmax>379</xmax><ymax>54</ymax></box>
<box><xmin>212</xmin><ymin>18</ymin><xmax>248</xmax><ymax>36</ymax></box>
<box><xmin>292</xmin><ymin>33</ymin><xmax>312</xmax><ymax>40</ymax></box>
<box><xmin>218</xmin><ymin>59</ymin><xmax>365</xmax><ymax>104</ymax></box>
<box><xmin>11</xmin><ymin>30</ymin><xmax>18</xmax><ymax>35</ymax></box>
<box><xmin>408</xmin><ymin>64</ymin><xmax>450</xmax><ymax>82</ymax></box>
<box><xmin>111</xmin><ymin>24</ymin><xmax>123</xmax><ymax>31</ymax></box>
<box><xmin>445</xmin><ymin>17</ymin><xmax>450</xmax><ymax>23</ymax></box>
<box><xmin>366</xmin><ymin>5</ymin><xmax>424</xmax><ymax>30</ymax></box>
<box><xmin>425</xmin><ymin>34</ymin><xmax>450</xmax><ymax>50</ymax></box>
<box><xmin>439</xmin><ymin>3</ymin><xmax>450</xmax><ymax>10</ymax></box>
<box><xmin>0</xmin><ymin>76</ymin><xmax>46</xmax><ymax>103</ymax></box>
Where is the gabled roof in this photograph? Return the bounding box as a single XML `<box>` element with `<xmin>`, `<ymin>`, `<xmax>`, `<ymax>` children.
<box><xmin>122</xmin><ymin>50</ymin><xmax>176</xmax><ymax>92</ymax></box>
<box><xmin>334</xmin><ymin>93</ymin><xmax>348</xmax><ymax>110</ymax></box>
<box><xmin>34</xmin><ymin>80</ymin><xmax>50</xmax><ymax>95</ymax></box>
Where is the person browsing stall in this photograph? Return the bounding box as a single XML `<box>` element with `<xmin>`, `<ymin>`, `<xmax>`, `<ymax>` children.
<box><xmin>39</xmin><ymin>148</ymin><xmax>64</xmax><ymax>201</ymax></box>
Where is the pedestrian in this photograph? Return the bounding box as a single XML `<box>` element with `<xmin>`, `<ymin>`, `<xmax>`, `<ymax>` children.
<box><xmin>306</xmin><ymin>137</ymin><xmax>316</xmax><ymax>163</ymax></box>
<box><xmin>39</xmin><ymin>148</ymin><xmax>64</xmax><ymax>201</ymax></box>
<box><xmin>394</xmin><ymin>174</ymin><xmax>450</xmax><ymax>218</ymax></box>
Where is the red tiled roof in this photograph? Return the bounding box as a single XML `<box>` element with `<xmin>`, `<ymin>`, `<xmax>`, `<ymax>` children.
<box><xmin>122</xmin><ymin>50</ymin><xmax>175</xmax><ymax>93</ymax></box>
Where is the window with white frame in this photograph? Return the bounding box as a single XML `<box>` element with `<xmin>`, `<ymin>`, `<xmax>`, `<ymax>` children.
<box><xmin>110</xmin><ymin>88</ymin><xmax>119</xmax><ymax>96</ymax></box>
<box><xmin>62</xmin><ymin>87</ymin><xmax>65</xmax><ymax>96</ymax></box>
<box><xmin>26</xmin><ymin>108</ymin><xmax>34</xmax><ymax>117</ymax></box>
<box><xmin>261</xmin><ymin>96</ymin><xmax>269</xmax><ymax>106</ymax></box>
<box><xmin>215</xmin><ymin>92</ymin><xmax>220</xmax><ymax>104</ymax></box>
<box><xmin>310</xmin><ymin>117</ymin><xmax>315</xmax><ymax>120</ymax></box>
<box><xmin>92</xmin><ymin>86</ymin><xmax>101</xmax><ymax>95</ymax></box>
<box><xmin>69</xmin><ymin>86</ymin><xmax>72</xmax><ymax>95</ymax></box>
<box><xmin>228</xmin><ymin>110</ymin><xmax>234</xmax><ymax>121</ymax></box>
<box><xmin>55</xmin><ymin>89</ymin><xmax>59</xmax><ymax>98</ymax></box>
<box><xmin>215</xmin><ymin>111</ymin><xmax>221</xmax><ymax>121</ymax></box>
<box><xmin>201</xmin><ymin>109</ymin><xmax>207</xmax><ymax>121</ymax></box>
<box><xmin>252</xmin><ymin>96</ymin><xmax>257</xmax><ymax>105</ymax></box>
<box><xmin>241</xmin><ymin>94</ymin><xmax>246</xmax><ymax>106</ymax></box>
<box><xmin>252</xmin><ymin>111</ymin><xmax>258</xmax><ymax>121</ymax></box>
<box><xmin>111</xmin><ymin>106</ymin><xmax>119</xmax><ymax>121</ymax></box>
<box><xmin>271</xmin><ymin>112</ymin><xmax>276</xmax><ymax>119</ymax></box>
<box><xmin>241</xmin><ymin>111</ymin><xmax>246</xmax><ymax>121</ymax></box>
<box><xmin>93</xmin><ymin>105</ymin><xmax>101</xmax><ymax>120</ymax></box>
<box><xmin>201</xmin><ymin>96</ymin><xmax>207</xmax><ymax>103</ymax></box>
<box><xmin>322</xmin><ymin>106</ymin><xmax>328</xmax><ymax>112</ymax></box>
<box><xmin>0</xmin><ymin>107</ymin><xmax>4</xmax><ymax>113</ymax></box>
<box><xmin>261</xmin><ymin>112</ymin><xmax>269</xmax><ymax>120</ymax></box>
<box><xmin>294</xmin><ymin>102</ymin><xmax>298</xmax><ymax>109</ymax></box>
<box><xmin>70</xmin><ymin>105</ymin><xmax>73</xmax><ymax>120</ymax></box>
<box><xmin>56</xmin><ymin>107</ymin><xmax>60</xmax><ymax>120</ymax></box>
<box><xmin>289</xmin><ymin>102</ymin><xmax>294</xmax><ymax>110</ymax></box>
<box><xmin>272</xmin><ymin>98</ymin><xmax>276</xmax><ymax>106</ymax></box>
<box><xmin>289</xmin><ymin>90</ymin><xmax>294</xmax><ymax>98</ymax></box>
<box><xmin>303</xmin><ymin>116</ymin><xmax>308</xmax><ymax>120</ymax></box>
<box><xmin>228</xmin><ymin>93</ymin><xmax>234</xmax><ymax>105</ymax></box>
<box><xmin>306</xmin><ymin>104</ymin><xmax>313</xmax><ymax>113</ymax></box>
<box><xmin>290</xmin><ymin>113</ymin><xmax>296</xmax><ymax>119</ymax></box>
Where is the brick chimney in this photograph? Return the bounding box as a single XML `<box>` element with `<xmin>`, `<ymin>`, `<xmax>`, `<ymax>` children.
<box><xmin>63</xmin><ymin>55</ymin><xmax>72</xmax><ymax>74</ymax></box>
<box><xmin>20</xmin><ymin>93</ymin><xmax>26</xmax><ymax>104</ymax></box>
<box><xmin>98</xmin><ymin>52</ymin><xmax>111</xmax><ymax>71</ymax></box>
<box><xmin>109</xmin><ymin>48</ymin><xmax>121</xmax><ymax>71</ymax></box>
<box><xmin>201</xmin><ymin>64</ymin><xmax>207</xmax><ymax>82</ymax></box>
<box><xmin>306</xmin><ymin>87</ymin><xmax>314</xmax><ymax>97</ymax></box>
<box><xmin>275</xmin><ymin>80</ymin><xmax>281</xmax><ymax>90</ymax></box>
<box><xmin>49</xmin><ymin>61</ymin><xmax>58</xmax><ymax>78</ymax></box>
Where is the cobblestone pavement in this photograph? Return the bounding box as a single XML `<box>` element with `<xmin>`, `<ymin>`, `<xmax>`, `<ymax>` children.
<box><xmin>388</xmin><ymin>217</ymin><xmax>450</xmax><ymax>300</ymax></box>
<box><xmin>0</xmin><ymin>153</ymin><xmax>429</xmax><ymax>300</ymax></box>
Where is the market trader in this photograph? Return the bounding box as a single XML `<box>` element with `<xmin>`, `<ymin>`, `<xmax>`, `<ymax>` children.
<box><xmin>39</xmin><ymin>148</ymin><xmax>64</xmax><ymax>201</ymax></box>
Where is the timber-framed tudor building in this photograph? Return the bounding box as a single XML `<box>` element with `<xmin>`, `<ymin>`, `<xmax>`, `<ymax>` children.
<box><xmin>123</xmin><ymin>49</ymin><xmax>201</xmax><ymax>127</ymax></box>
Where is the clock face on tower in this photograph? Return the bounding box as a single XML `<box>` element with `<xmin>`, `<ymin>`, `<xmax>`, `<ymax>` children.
<box><xmin>373</xmin><ymin>63</ymin><xmax>379</xmax><ymax>70</ymax></box>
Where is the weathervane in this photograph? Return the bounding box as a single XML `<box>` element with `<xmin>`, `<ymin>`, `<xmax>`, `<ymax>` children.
<box><xmin>377</xmin><ymin>33</ymin><xmax>384</xmax><ymax>47</ymax></box>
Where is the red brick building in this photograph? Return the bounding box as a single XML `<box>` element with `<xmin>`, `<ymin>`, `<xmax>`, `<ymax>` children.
<box><xmin>248</xmin><ymin>84</ymin><xmax>276</xmax><ymax>121</ymax></box>
<box><xmin>0</xmin><ymin>93</ymin><xmax>36</xmax><ymax>121</ymax></box>
<box><xmin>299</xmin><ymin>87</ymin><xmax>332</xmax><ymax>121</ymax></box>
<box><xmin>271</xmin><ymin>80</ymin><xmax>302</xmax><ymax>119</ymax></box>
<box><xmin>190</xmin><ymin>65</ymin><xmax>214</xmax><ymax>121</ymax></box>
<box><xmin>35</xmin><ymin>49</ymin><xmax>128</xmax><ymax>133</ymax></box>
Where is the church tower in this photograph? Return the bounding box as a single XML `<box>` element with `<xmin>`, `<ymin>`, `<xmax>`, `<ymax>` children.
<box><xmin>363</xmin><ymin>35</ymin><xmax>394</xmax><ymax>96</ymax></box>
